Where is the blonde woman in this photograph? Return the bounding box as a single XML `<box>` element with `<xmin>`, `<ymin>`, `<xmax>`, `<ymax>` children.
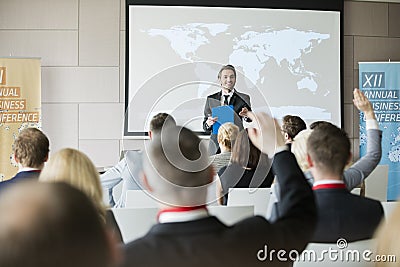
<box><xmin>39</xmin><ymin>148</ymin><xmax>123</xmax><ymax>242</ymax></box>
<box><xmin>291</xmin><ymin>129</ymin><xmax>313</xmax><ymax>172</ymax></box>
<box><xmin>210</xmin><ymin>122</ymin><xmax>239</xmax><ymax>172</ymax></box>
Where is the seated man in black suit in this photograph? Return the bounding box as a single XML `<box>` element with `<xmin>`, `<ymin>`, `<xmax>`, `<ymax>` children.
<box><xmin>307</xmin><ymin>123</ymin><xmax>384</xmax><ymax>243</ymax></box>
<box><xmin>122</xmin><ymin>112</ymin><xmax>316</xmax><ymax>267</ymax></box>
<box><xmin>0</xmin><ymin>128</ymin><xmax>49</xmax><ymax>191</ymax></box>
<box><xmin>0</xmin><ymin>182</ymin><xmax>120</xmax><ymax>267</ymax></box>
<box><xmin>203</xmin><ymin>64</ymin><xmax>251</xmax><ymax>155</ymax></box>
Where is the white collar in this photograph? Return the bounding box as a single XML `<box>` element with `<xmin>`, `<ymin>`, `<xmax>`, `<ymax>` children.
<box><xmin>158</xmin><ymin>208</ymin><xmax>209</xmax><ymax>223</ymax></box>
<box><xmin>221</xmin><ymin>89</ymin><xmax>234</xmax><ymax>97</ymax></box>
<box><xmin>313</xmin><ymin>179</ymin><xmax>344</xmax><ymax>186</ymax></box>
<box><xmin>18</xmin><ymin>167</ymin><xmax>40</xmax><ymax>173</ymax></box>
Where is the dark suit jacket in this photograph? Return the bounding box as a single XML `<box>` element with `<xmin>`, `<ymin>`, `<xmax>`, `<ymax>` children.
<box><xmin>122</xmin><ymin>151</ymin><xmax>316</xmax><ymax>267</ymax></box>
<box><xmin>203</xmin><ymin>90</ymin><xmax>251</xmax><ymax>155</ymax></box>
<box><xmin>312</xmin><ymin>188</ymin><xmax>384</xmax><ymax>243</ymax></box>
<box><xmin>203</xmin><ymin>90</ymin><xmax>251</xmax><ymax>134</ymax></box>
<box><xmin>0</xmin><ymin>170</ymin><xmax>40</xmax><ymax>192</ymax></box>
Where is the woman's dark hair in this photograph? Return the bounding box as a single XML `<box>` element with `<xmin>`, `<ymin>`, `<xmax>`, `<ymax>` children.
<box><xmin>230</xmin><ymin>130</ymin><xmax>260</xmax><ymax>169</ymax></box>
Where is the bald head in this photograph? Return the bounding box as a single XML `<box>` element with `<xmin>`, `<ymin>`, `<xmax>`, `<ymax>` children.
<box><xmin>143</xmin><ymin>126</ymin><xmax>213</xmax><ymax>206</ymax></box>
<box><xmin>0</xmin><ymin>182</ymin><xmax>113</xmax><ymax>267</ymax></box>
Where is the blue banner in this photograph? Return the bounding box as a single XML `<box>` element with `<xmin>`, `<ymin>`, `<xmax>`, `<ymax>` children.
<box><xmin>359</xmin><ymin>62</ymin><xmax>400</xmax><ymax>201</ymax></box>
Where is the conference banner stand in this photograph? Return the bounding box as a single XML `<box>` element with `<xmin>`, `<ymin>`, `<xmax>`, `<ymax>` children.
<box><xmin>0</xmin><ymin>58</ymin><xmax>41</xmax><ymax>181</ymax></box>
<box><xmin>359</xmin><ymin>62</ymin><xmax>400</xmax><ymax>201</ymax></box>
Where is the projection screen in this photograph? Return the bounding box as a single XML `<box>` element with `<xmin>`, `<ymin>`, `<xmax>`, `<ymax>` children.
<box><xmin>125</xmin><ymin>0</ymin><xmax>343</xmax><ymax>136</ymax></box>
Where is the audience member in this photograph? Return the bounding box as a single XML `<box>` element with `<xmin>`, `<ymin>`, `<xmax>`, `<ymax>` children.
<box><xmin>39</xmin><ymin>148</ymin><xmax>123</xmax><ymax>243</ymax></box>
<box><xmin>122</xmin><ymin>115</ymin><xmax>316</xmax><ymax>267</ymax></box>
<box><xmin>210</xmin><ymin>122</ymin><xmax>239</xmax><ymax>172</ymax></box>
<box><xmin>217</xmin><ymin>129</ymin><xmax>274</xmax><ymax>205</ymax></box>
<box><xmin>374</xmin><ymin>202</ymin><xmax>400</xmax><ymax>267</ymax></box>
<box><xmin>0</xmin><ymin>182</ymin><xmax>120</xmax><ymax>267</ymax></box>
<box><xmin>291</xmin><ymin>129</ymin><xmax>314</xmax><ymax>174</ymax></box>
<box><xmin>308</xmin><ymin>122</ymin><xmax>383</xmax><ymax>242</ymax></box>
<box><xmin>0</xmin><ymin>127</ymin><xmax>49</xmax><ymax>191</ymax></box>
<box><xmin>281</xmin><ymin>115</ymin><xmax>306</xmax><ymax>149</ymax></box>
<box><xmin>268</xmin><ymin>88</ymin><xmax>382</xmax><ymax>221</ymax></box>
<box><xmin>101</xmin><ymin>112</ymin><xmax>176</xmax><ymax>207</ymax></box>
<box><xmin>309</xmin><ymin>120</ymin><xmax>330</xmax><ymax>130</ymax></box>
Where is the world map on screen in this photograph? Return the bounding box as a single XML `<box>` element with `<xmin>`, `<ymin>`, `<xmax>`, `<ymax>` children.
<box><xmin>128</xmin><ymin>5</ymin><xmax>341</xmax><ymax>134</ymax></box>
<box><xmin>143</xmin><ymin>23</ymin><xmax>330</xmax><ymax>94</ymax></box>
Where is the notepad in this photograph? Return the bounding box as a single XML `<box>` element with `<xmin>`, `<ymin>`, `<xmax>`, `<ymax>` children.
<box><xmin>212</xmin><ymin>105</ymin><xmax>234</xmax><ymax>134</ymax></box>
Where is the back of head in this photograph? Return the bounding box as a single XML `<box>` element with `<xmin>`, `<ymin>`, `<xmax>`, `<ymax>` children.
<box><xmin>309</xmin><ymin>120</ymin><xmax>333</xmax><ymax>130</ymax></box>
<box><xmin>13</xmin><ymin>128</ymin><xmax>49</xmax><ymax>168</ymax></box>
<box><xmin>0</xmin><ymin>182</ymin><xmax>112</xmax><ymax>267</ymax></box>
<box><xmin>307</xmin><ymin>124</ymin><xmax>350</xmax><ymax>176</ymax></box>
<box><xmin>291</xmin><ymin>129</ymin><xmax>313</xmax><ymax>172</ymax></box>
<box><xmin>149</xmin><ymin>113</ymin><xmax>176</xmax><ymax>133</ymax></box>
<box><xmin>231</xmin><ymin>130</ymin><xmax>260</xmax><ymax>169</ymax></box>
<box><xmin>282</xmin><ymin>115</ymin><xmax>307</xmax><ymax>140</ymax></box>
<box><xmin>39</xmin><ymin>148</ymin><xmax>105</xmax><ymax>218</ymax></box>
<box><xmin>217</xmin><ymin>122</ymin><xmax>239</xmax><ymax>150</ymax></box>
<box><xmin>144</xmin><ymin>126</ymin><xmax>212</xmax><ymax>206</ymax></box>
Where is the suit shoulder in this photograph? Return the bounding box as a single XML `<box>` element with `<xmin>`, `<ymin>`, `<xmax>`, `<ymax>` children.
<box><xmin>231</xmin><ymin>215</ymin><xmax>272</xmax><ymax>232</ymax></box>
<box><xmin>235</xmin><ymin>91</ymin><xmax>250</xmax><ymax>98</ymax></box>
<box><xmin>124</xmin><ymin>235</ymin><xmax>153</xmax><ymax>253</ymax></box>
<box><xmin>207</xmin><ymin>92</ymin><xmax>220</xmax><ymax>99</ymax></box>
<box><xmin>360</xmin><ymin>196</ymin><xmax>384</xmax><ymax>211</ymax></box>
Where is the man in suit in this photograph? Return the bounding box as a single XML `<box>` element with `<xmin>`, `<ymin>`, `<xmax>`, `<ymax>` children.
<box><xmin>0</xmin><ymin>128</ymin><xmax>49</xmax><ymax>191</ymax></box>
<box><xmin>101</xmin><ymin>113</ymin><xmax>176</xmax><ymax>207</ymax></box>
<box><xmin>307</xmin><ymin>122</ymin><xmax>384</xmax><ymax>243</ymax></box>
<box><xmin>122</xmin><ymin>112</ymin><xmax>316</xmax><ymax>267</ymax></box>
<box><xmin>0</xmin><ymin>182</ymin><xmax>120</xmax><ymax>267</ymax></box>
<box><xmin>203</xmin><ymin>64</ymin><xmax>251</xmax><ymax>155</ymax></box>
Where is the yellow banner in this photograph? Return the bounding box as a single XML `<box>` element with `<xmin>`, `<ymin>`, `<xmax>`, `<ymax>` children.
<box><xmin>0</xmin><ymin>58</ymin><xmax>41</xmax><ymax>181</ymax></box>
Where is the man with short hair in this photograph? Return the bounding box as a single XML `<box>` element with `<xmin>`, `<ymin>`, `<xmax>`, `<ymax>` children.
<box><xmin>307</xmin><ymin>123</ymin><xmax>384</xmax><ymax>242</ymax></box>
<box><xmin>122</xmin><ymin>112</ymin><xmax>316</xmax><ymax>267</ymax></box>
<box><xmin>203</xmin><ymin>64</ymin><xmax>251</xmax><ymax>155</ymax></box>
<box><xmin>101</xmin><ymin>112</ymin><xmax>176</xmax><ymax>207</ymax></box>
<box><xmin>0</xmin><ymin>182</ymin><xmax>119</xmax><ymax>267</ymax></box>
<box><xmin>0</xmin><ymin>128</ymin><xmax>49</xmax><ymax>191</ymax></box>
<box><xmin>281</xmin><ymin>115</ymin><xmax>306</xmax><ymax>148</ymax></box>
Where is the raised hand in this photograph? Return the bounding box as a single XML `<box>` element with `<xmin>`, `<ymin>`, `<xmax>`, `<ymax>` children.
<box><xmin>246</xmin><ymin>111</ymin><xmax>285</xmax><ymax>157</ymax></box>
<box><xmin>353</xmin><ymin>88</ymin><xmax>375</xmax><ymax>120</ymax></box>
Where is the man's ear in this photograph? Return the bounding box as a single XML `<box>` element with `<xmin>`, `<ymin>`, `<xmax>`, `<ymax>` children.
<box><xmin>141</xmin><ymin>171</ymin><xmax>153</xmax><ymax>192</ymax></box>
<box><xmin>284</xmin><ymin>132</ymin><xmax>289</xmax><ymax>141</ymax></box>
<box><xmin>44</xmin><ymin>153</ymin><xmax>49</xmax><ymax>163</ymax></box>
<box><xmin>13</xmin><ymin>154</ymin><xmax>19</xmax><ymax>164</ymax></box>
<box><xmin>148</xmin><ymin>131</ymin><xmax>152</xmax><ymax>140</ymax></box>
<box><xmin>306</xmin><ymin>153</ymin><xmax>314</xmax><ymax>168</ymax></box>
